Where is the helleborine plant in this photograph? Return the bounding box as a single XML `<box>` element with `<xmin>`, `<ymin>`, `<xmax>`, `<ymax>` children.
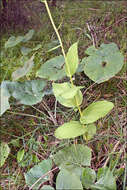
<box><xmin>52</xmin><ymin>42</ymin><xmax>114</xmax><ymax>140</ymax></box>
<box><xmin>39</xmin><ymin>0</ymin><xmax>124</xmax><ymax>141</ymax></box>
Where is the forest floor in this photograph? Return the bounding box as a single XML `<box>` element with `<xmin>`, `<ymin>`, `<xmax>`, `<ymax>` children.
<box><xmin>0</xmin><ymin>0</ymin><xmax>127</xmax><ymax>189</ymax></box>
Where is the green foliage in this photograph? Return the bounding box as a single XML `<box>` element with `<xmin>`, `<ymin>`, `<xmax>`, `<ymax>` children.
<box><xmin>40</xmin><ymin>185</ymin><xmax>55</xmax><ymax>190</ymax></box>
<box><xmin>56</xmin><ymin>168</ymin><xmax>83</xmax><ymax>190</ymax></box>
<box><xmin>12</xmin><ymin>55</ymin><xmax>34</xmax><ymax>81</ymax></box>
<box><xmin>0</xmin><ymin>79</ymin><xmax>47</xmax><ymax>115</ymax></box>
<box><xmin>36</xmin><ymin>55</ymin><xmax>66</xmax><ymax>81</ymax></box>
<box><xmin>84</xmin><ymin>43</ymin><xmax>124</xmax><ymax>83</ymax></box>
<box><xmin>17</xmin><ymin>149</ymin><xmax>25</xmax><ymax>163</ymax></box>
<box><xmin>53</xmin><ymin>144</ymin><xmax>92</xmax><ymax>167</ymax></box>
<box><xmin>55</xmin><ymin>121</ymin><xmax>86</xmax><ymax>139</ymax></box>
<box><xmin>80</xmin><ymin>101</ymin><xmax>114</xmax><ymax>124</ymax></box>
<box><xmin>5</xmin><ymin>30</ymin><xmax>35</xmax><ymax>48</ymax></box>
<box><xmin>81</xmin><ymin>167</ymin><xmax>96</xmax><ymax>189</ymax></box>
<box><xmin>0</xmin><ymin>142</ymin><xmax>10</xmax><ymax>167</ymax></box>
<box><xmin>24</xmin><ymin>159</ymin><xmax>52</xmax><ymax>189</ymax></box>
<box><xmin>91</xmin><ymin>167</ymin><xmax>117</xmax><ymax>190</ymax></box>
<box><xmin>65</xmin><ymin>42</ymin><xmax>79</xmax><ymax>77</ymax></box>
<box><xmin>53</xmin><ymin>82</ymin><xmax>83</xmax><ymax>108</ymax></box>
<box><xmin>0</xmin><ymin>83</ymin><xmax>10</xmax><ymax>115</ymax></box>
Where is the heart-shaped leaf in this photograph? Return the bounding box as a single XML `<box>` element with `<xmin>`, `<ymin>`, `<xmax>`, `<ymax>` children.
<box><xmin>12</xmin><ymin>55</ymin><xmax>34</xmax><ymax>81</ymax></box>
<box><xmin>11</xmin><ymin>79</ymin><xmax>46</xmax><ymax>105</ymax></box>
<box><xmin>84</xmin><ymin>43</ymin><xmax>124</xmax><ymax>83</ymax></box>
<box><xmin>36</xmin><ymin>55</ymin><xmax>66</xmax><ymax>81</ymax></box>
<box><xmin>53</xmin><ymin>144</ymin><xmax>91</xmax><ymax>167</ymax></box>
<box><xmin>56</xmin><ymin>168</ymin><xmax>83</xmax><ymax>190</ymax></box>
<box><xmin>80</xmin><ymin>101</ymin><xmax>114</xmax><ymax>124</ymax></box>
<box><xmin>0</xmin><ymin>142</ymin><xmax>10</xmax><ymax>167</ymax></box>
<box><xmin>65</xmin><ymin>42</ymin><xmax>79</xmax><ymax>77</ymax></box>
<box><xmin>55</xmin><ymin>121</ymin><xmax>88</xmax><ymax>139</ymax></box>
<box><xmin>24</xmin><ymin>159</ymin><xmax>52</xmax><ymax>189</ymax></box>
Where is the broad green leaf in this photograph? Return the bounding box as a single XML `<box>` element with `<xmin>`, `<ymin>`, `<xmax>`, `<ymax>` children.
<box><xmin>21</xmin><ymin>46</ymin><xmax>32</xmax><ymax>55</ymax></box>
<box><xmin>53</xmin><ymin>82</ymin><xmax>80</xmax><ymax>99</ymax></box>
<box><xmin>80</xmin><ymin>101</ymin><xmax>114</xmax><ymax>124</ymax></box>
<box><xmin>53</xmin><ymin>144</ymin><xmax>91</xmax><ymax>167</ymax></box>
<box><xmin>85</xmin><ymin>46</ymin><xmax>97</xmax><ymax>55</ymax></box>
<box><xmin>84</xmin><ymin>43</ymin><xmax>124</xmax><ymax>83</ymax></box>
<box><xmin>12</xmin><ymin>55</ymin><xmax>34</xmax><ymax>80</ymax></box>
<box><xmin>65</xmin><ymin>42</ymin><xmax>79</xmax><ymax>77</ymax></box>
<box><xmin>40</xmin><ymin>185</ymin><xmax>55</xmax><ymax>190</ymax></box>
<box><xmin>91</xmin><ymin>167</ymin><xmax>116</xmax><ymax>190</ymax></box>
<box><xmin>11</xmin><ymin>79</ymin><xmax>47</xmax><ymax>105</ymax></box>
<box><xmin>17</xmin><ymin>149</ymin><xmax>25</xmax><ymax>163</ymax></box>
<box><xmin>83</xmin><ymin>124</ymin><xmax>96</xmax><ymax>141</ymax></box>
<box><xmin>5</xmin><ymin>36</ymin><xmax>24</xmax><ymax>48</ymax></box>
<box><xmin>56</xmin><ymin>168</ymin><xmax>83</xmax><ymax>190</ymax></box>
<box><xmin>55</xmin><ymin>121</ymin><xmax>87</xmax><ymax>139</ymax></box>
<box><xmin>24</xmin><ymin>159</ymin><xmax>52</xmax><ymax>189</ymax></box>
<box><xmin>22</xmin><ymin>29</ymin><xmax>35</xmax><ymax>42</ymax></box>
<box><xmin>0</xmin><ymin>82</ymin><xmax>11</xmax><ymax>115</ymax></box>
<box><xmin>36</xmin><ymin>55</ymin><xmax>66</xmax><ymax>81</ymax></box>
<box><xmin>4</xmin><ymin>30</ymin><xmax>34</xmax><ymax>49</ymax></box>
<box><xmin>0</xmin><ymin>142</ymin><xmax>10</xmax><ymax>167</ymax></box>
<box><xmin>81</xmin><ymin>167</ymin><xmax>96</xmax><ymax>189</ymax></box>
<box><xmin>63</xmin><ymin>165</ymin><xmax>84</xmax><ymax>180</ymax></box>
<box><xmin>53</xmin><ymin>88</ymin><xmax>83</xmax><ymax>108</ymax></box>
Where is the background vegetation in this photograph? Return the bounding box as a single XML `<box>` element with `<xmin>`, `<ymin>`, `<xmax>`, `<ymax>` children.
<box><xmin>0</xmin><ymin>0</ymin><xmax>126</xmax><ymax>189</ymax></box>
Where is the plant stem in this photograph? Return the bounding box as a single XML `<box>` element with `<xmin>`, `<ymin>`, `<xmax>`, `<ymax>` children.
<box><xmin>43</xmin><ymin>0</ymin><xmax>82</xmax><ymax>116</ymax></box>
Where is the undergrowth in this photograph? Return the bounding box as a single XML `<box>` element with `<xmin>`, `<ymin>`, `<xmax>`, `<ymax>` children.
<box><xmin>0</xmin><ymin>0</ymin><xmax>126</xmax><ymax>190</ymax></box>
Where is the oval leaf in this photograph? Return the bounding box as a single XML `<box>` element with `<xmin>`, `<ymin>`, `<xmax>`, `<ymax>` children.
<box><xmin>22</xmin><ymin>29</ymin><xmax>35</xmax><ymax>42</ymax></box>
<box><xmin>5</xmin><ymin>36</ymin><xmax>24</xmax><ymax>48</ymax></box>
<box><xmin>56</xmin><ymin>168</ymin><xmax>83</xmax><ymax>190</ymax></box>
<box><xmin>80</xmin><ymin>101</ymin><xmax>114</xmax><ymax>124</ymax></box>
<box><xmin>84</xmin><ymin>43</ymin><xmax>124</xmax><ymax>83</ymax></box>
<box><xmin>0</xmin><ymin>142</ymin><xmax>10</xmax><ymax>167</ymax></box>
<box><xmin>17</xmin><ymin>149</ymin><xmax>25</xmax><ymax>163</ymax></box>
<box><xmin>65</xmin><ymin>42</ymin><xmax>79</xmax><ymax>77</ymax></box>
<box><xmin>53</xmin><ymin>83</ymin><xmax>83</xmax><ymax>108</ymax></box>
<box><xmin>55</xmin><ymin>121</ymin><xmax>87</xmax><ymax>139</ymax></box>
<box><xmin>53</xmin><ymin>82</ymin><xmax>79</xmax><ymax>99</ymax></box>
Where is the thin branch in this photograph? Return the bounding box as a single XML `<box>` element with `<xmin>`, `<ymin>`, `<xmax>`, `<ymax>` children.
<box><xmin>29</xmin><ymin>167</ymin><xmax>58</xmax><ymax>190</ymax></box>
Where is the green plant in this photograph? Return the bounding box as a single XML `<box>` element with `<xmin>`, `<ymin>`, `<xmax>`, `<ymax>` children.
<box><xmin>24</xmin><ymin>144</ymin><xmax>117</xmax><ymax>190</ymax></box>
<box><xmin>0</xmin><ymin>0</ymin><xmax>125</xmax><ymax>189</ymax></box>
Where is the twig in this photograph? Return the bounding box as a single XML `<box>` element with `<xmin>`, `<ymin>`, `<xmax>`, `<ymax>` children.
<box><xmin>42</xmin><ymin>101</ymin><xmax>58</xmax><ymax>125</ymax></box>
<box><xmin>103</xmin><ymin>141</ymin><xmax>120</xmax><ymax>167</ymax></box>
<box><xmin>29</xmin><ymin>167</ymin><xmax>58</xmax><ymax>190</ymax></box>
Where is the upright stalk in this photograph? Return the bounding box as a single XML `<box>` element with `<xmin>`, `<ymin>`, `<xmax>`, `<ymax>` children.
<box><xmin>43</xmin><ymin>0</ymin><xmax>82</xmax><ymax>116</ymax></box>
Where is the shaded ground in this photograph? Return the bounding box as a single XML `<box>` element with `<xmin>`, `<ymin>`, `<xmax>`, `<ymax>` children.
<box><xmin>0</xmin><ymin>0</ymin><xmax>127</xmax><ymax>189</ymax></box>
